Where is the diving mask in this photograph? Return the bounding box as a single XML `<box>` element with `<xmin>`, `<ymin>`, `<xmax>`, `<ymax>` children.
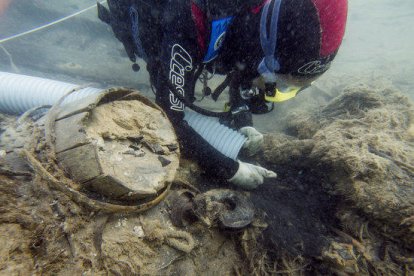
<box><xmin>253</xmin><ymin>74</ymin><xmax>313</xmax><ymax>103</ymax></box>
<box><xmin>263</xmin><ymin>77</ymin><xmax>311</xmax><ymax>102</ymax></box>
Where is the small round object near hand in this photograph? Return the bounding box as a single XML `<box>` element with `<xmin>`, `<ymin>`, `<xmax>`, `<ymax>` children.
<box><xmin>132</xmin><ymin>63</ymin><xmax>140</xmax><ymax>72</ymax></box>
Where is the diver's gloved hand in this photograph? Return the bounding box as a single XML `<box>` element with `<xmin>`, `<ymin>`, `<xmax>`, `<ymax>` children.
<box><xmin>239</xmin><ymin>126</ymin><xmax>264</xmax><ymax>157</ymax></box>
<box><xmin>229</xmin><ymin>161</ymin><xmax>277</xmax><ymax>190</ymax></box>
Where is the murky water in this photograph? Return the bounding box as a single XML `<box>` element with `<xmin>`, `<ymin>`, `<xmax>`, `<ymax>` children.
<box><xmin>0</xmin><ymin>1</ymin><xmax>413</xmax><ymax>274</ymax></box>
<box><xmin>0</xmin><ymin>0</ymin><xmax>413</xmax><ymax>98</ymax></box>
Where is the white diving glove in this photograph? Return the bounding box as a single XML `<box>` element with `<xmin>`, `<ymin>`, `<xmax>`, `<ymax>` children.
<box><xmin>229</xmin><ymin>160</ymin><xmax>277</xmax><ymax>190</ymax></box>
<box><xmin>239</xmin><ymin>126</ymin><xmax>264</xmax><ymax>157</ymax></box>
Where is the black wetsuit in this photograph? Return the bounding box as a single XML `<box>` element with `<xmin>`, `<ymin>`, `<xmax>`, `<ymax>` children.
<box><xmin>100</xmin><ymin>0</ymin><xmax>266</xmax><ymax>179</ymax></box>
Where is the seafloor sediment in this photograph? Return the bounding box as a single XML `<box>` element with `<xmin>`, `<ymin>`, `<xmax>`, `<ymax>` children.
<box><xmin>0</xmin><ymin>82</ymin><xmax>413</xmax><ymax>275</ymax></box>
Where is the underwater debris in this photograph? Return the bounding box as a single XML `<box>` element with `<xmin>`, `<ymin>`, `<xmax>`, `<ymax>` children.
<box><xmin>1</xmin><ymin>81</ymin><xmax>413</xmax><ymax>274</ymax></box>
<box><xmin>0</xmin><ymin>87</ymin><xmax>179</xmax><ymax>212</ymax></box>
<box><xmin>50</xmin><ymin>88</ymin><xmax>180</xmax><ymax>201</ymax></box>
<box><xmin>0</xmin><ymin>89</ymin><xmax>247</xmax><ymax>275</ymax></box>
<box><xmin>169</xmin><ymin>190</ymin><xmax>198</xmax><ymax>228</ymax></box>
<box><xmin>142</xmin><ymin>218</ymin><xmax>195</xmax><ymax>254</ymax></box>
<box><xmin>257</xmin><ymin>82</ymin><xmax>414</xmax><ymax>274</ymax></box>
<box><xmin>169</xmin><ymin>188</ymin><xmax>255</xmax><ymax>230</ymax></box>
<box><xmin>192</xmin><ymin>189</ymin><xmax>255</xmax><ymax>229</ymax></box>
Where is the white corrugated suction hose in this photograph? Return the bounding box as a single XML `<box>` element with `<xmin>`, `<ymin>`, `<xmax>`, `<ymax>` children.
<box><xmin>0</xmin><ymin>71</ymin><xmax>103</xmax><ymax>115</ymax></box>
<box><xmin>184</xmin><ymin>110</ymin><xmax>246</xmax><ymax>160</ymax></box>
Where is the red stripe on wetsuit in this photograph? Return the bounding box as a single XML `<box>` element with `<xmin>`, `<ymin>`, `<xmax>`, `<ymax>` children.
<box><xmin>191</xmin><ymin>3</ymin><xmax>208</xmax><ymax>55</ymax></box>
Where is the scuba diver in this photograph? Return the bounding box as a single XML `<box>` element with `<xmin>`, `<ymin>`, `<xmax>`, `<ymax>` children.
<box><xmin>98</xmin><ymin>0</ymin><xmax>348</xmax><ymax>189</ymax></box>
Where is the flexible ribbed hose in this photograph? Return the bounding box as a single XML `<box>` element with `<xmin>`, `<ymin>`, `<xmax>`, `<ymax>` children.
<box><xmin>0</xmin><ymin>71</ymin><xmax>103</xmax><ymax>115</ymax></box>
<box><xmin>184</xmin><ymin>110</ymin><xmax>246</xmax><ymax>160</ymax></box>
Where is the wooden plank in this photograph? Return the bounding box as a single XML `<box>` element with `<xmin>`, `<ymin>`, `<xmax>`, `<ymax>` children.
<box><xmin>56</xmin><ymin>143</ymin><xmax>103</xmax><ymax>183</ymax></box>
<box><xmin>55</xmin><ymin>94</ymin><xmax>101</xmax><ymax>120</ymax></box>
<box><xmin>55</xmin><ymin>88</ymin><xmax>137</xmax><ymax>120</ymax></box>
<box><xmin>85</xmin><ymin>175</ymin><xmax>128</xmax><ymax>199</ymax></box>
<box><xmin>54</xmin><ymin>112</ymin><xmax>89</xmax><ymax>153</ymax></box>
<box><xmin>85</xmin><ymin>174</ymin><xmax>155</xmax><ymax>200</ymax></box>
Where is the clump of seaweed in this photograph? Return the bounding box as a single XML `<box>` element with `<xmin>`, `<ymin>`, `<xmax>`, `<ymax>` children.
<box><xmin>259</xmin><ymin>82</ymin><xmax>414</xmax><ymax>274</ymax></box>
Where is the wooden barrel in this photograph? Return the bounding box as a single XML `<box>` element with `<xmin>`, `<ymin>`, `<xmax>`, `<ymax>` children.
<box><xmin>54</xmin><ymin>87</ymin><xmax>179</xmax><ymax>201</ymax></box>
